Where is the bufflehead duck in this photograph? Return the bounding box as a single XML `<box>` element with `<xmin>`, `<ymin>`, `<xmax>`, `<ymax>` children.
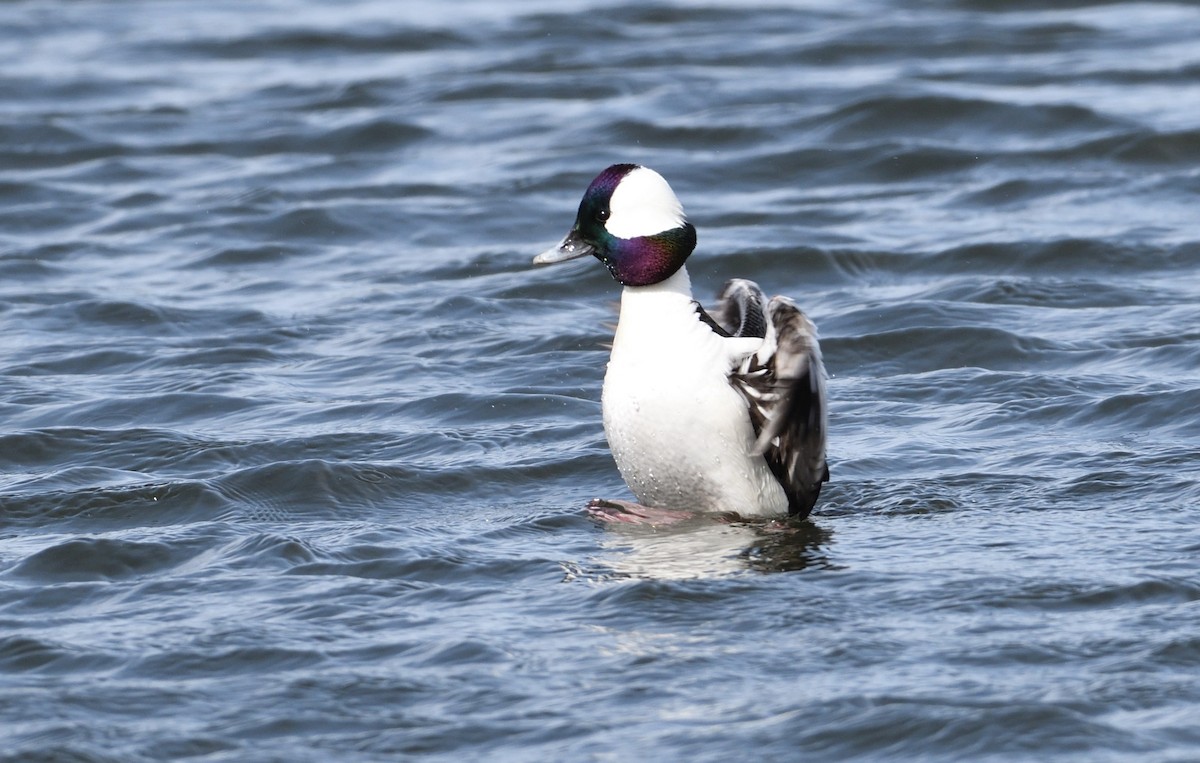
<box><xmin>535</xmin><ymin>164</ymin><xmax>828</xmax><ymax>522</ymax></box>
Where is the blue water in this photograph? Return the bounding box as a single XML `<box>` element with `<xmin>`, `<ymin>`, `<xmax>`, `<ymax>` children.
<box><xmin>2</xmin><ymin>1</ymin><xmax>1199</xmax><ymax>760</ymax></box>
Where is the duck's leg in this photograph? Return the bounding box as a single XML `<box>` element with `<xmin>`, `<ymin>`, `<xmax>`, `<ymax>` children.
<box><xmin>586</xmin><ymin>498</ymin><xmax>695</xmax><ymax>525</ymax></box>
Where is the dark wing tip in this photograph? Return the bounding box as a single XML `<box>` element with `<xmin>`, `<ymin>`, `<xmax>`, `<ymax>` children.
<box><xmin>766</xmin><ymin>297</ymin><xmax>828</xmax><ymax>517</ymax></box>
<box><xmin>716</xmin><ymin>278</ymin><xmax>769</xmax><ymax>338</ymax></box>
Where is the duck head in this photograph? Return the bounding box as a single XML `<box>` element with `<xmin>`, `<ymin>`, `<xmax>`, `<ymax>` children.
<box><xmin>534</xmin><ymin>164</ymin><xmax>697</xmax><ymax>287</ymax></box>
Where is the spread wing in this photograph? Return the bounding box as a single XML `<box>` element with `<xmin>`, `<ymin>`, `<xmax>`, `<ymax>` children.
<box><xmin>717</xmin><ymin>279</ymin><xmax>829</xmax><ymax>518</ymax></box>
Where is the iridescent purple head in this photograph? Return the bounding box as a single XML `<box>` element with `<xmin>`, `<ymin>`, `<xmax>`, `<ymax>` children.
<box><xmin>534</xmin><ymin>164</ymin><xmax>697</xmax><ymax>287</ymax></box>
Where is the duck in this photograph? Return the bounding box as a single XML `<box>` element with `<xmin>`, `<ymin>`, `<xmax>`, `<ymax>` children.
<box><xmin>534</xmin><ymin>164</ymin><xmax>828</xmax><ymax>522</ymax></box>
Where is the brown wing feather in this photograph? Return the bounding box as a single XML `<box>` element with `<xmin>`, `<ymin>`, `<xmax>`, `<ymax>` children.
<box><xmin>720</xmin><ymin>282</ymin><xmax>829</xmax><ymax>518</ymax></box>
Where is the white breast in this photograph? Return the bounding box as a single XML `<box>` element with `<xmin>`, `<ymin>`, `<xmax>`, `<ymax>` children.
<box><xmin>600</xmin><ymin>268</ymin><xmax>790</xmax><ymax>515</ymax></box>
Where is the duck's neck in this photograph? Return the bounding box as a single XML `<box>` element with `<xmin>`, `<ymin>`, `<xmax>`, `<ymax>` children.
<box><xmin>612</xmin><ymin>266</ymin><xmax>697</xmax><ymax>354</ymax></box>
<box><xmin>620</xmin><ymin>265</ymin><xmax>693</xmax><ymax>302</ymax></box>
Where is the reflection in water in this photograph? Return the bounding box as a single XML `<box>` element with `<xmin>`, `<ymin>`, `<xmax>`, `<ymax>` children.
<box><xmin>596</xmin><ymin>516</ymin><xmax>833</xmax><ymax>579</ymax></box>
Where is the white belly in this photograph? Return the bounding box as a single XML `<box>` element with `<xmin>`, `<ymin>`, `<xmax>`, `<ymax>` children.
<box><xmin>601</xmin><ymin>325</ymin><xmax>788</xmax><ymax>516</ymax></box>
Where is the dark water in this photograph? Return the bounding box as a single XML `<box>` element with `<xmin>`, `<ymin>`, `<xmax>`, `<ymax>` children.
<box><xmin>2</xmin><ymin>1</ymin><xmax>1199</xmax><ymax>760</ymax></box>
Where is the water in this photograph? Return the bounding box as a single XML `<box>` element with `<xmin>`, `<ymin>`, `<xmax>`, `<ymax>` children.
<box><xmin>2</xmin><ymin>0</ymin><xmax>1199</xmax><ymax>760</ymax></box>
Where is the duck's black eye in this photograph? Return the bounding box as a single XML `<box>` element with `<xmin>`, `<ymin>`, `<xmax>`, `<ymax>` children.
<box><xmin>597</xmin><ymin>208</ymin><xmax>610</xmax><ymax>222</ymax></box>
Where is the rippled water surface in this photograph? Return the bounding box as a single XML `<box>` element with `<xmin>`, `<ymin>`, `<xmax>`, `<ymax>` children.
<box><xmin>3</xmin><ymin>1</ymin><xmax>1199</xmax><ymax>760</ymax></box>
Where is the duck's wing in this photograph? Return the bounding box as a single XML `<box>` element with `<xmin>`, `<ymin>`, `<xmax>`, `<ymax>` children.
<box><xmin>714</xmin><ymin>278</ymin><xmax>768</xmax><ymax>339</ymax></box>
<box><xmin>719</xmin><ymin>279</ymin><xmax>829</xmax><ymax>518</ymax></box>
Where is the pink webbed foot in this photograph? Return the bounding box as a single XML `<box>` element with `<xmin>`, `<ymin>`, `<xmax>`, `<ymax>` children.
<box><xmin>586</xmin><ymin>498</ymin><xmax>696</xmax><ymax>525</ymax></box>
